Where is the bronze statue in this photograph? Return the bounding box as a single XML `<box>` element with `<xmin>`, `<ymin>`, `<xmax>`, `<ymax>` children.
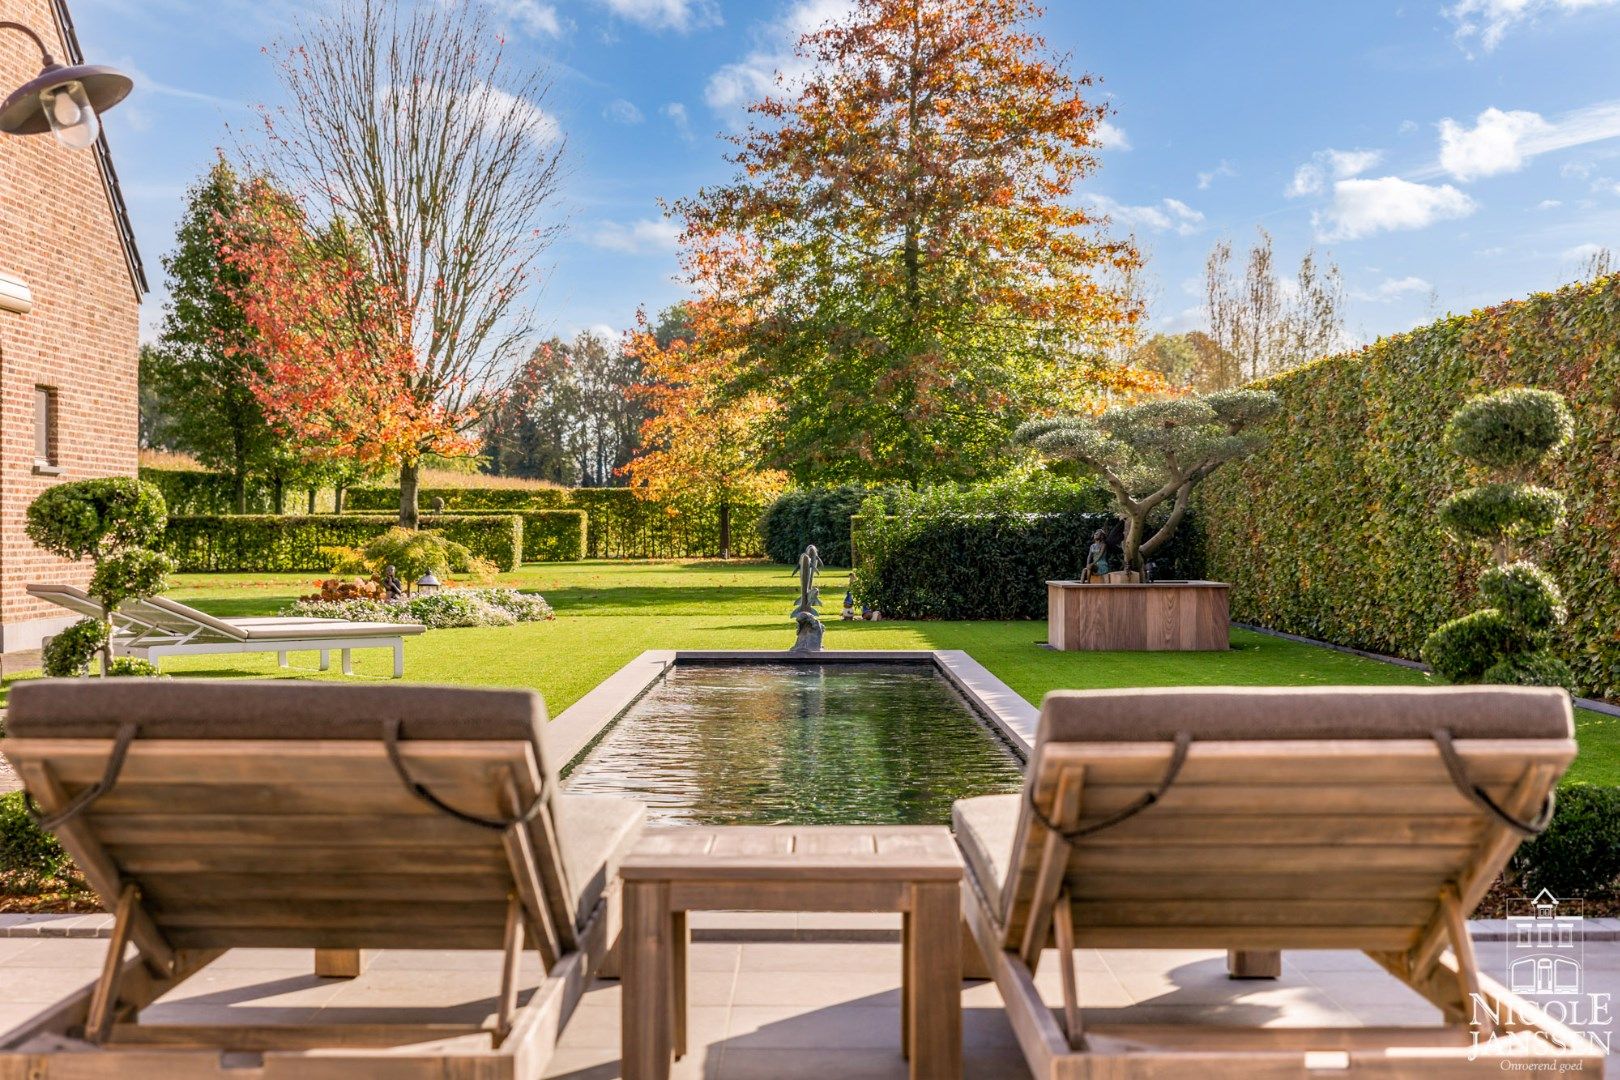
<box><xmin>789</xmin><ymin>545</ymin><xmax>825</xmax><ymax>653</ymax></box>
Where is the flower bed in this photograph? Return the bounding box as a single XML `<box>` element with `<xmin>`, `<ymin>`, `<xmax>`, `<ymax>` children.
<box><xmin>284</xmin><ymin>587</ymin><xmax>554</xmax><ymax>629</ymax></box>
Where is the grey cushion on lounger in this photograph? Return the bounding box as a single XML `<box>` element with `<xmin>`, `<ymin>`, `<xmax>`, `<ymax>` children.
<box><xmin>1032</xmin><ymin>685</ymin><xmax>1573</xmax><ymax>751</ymax></box>
<box><xmin>953</xmin><ymin>794</ymin><xmax>1020</xmax><ymax>916</ymax></box>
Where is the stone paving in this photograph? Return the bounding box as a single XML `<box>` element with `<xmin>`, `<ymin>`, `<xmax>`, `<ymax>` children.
<box><xmin>0</xmin><ymin>934</ymin><xmax>1614</xmax><ymax>1078</ymax></box>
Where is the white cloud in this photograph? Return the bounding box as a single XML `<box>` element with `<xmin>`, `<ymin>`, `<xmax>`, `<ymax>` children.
<box><xmin>1438</xmin><ymin>107</ymin><xmax>1550</xmax><ymax>180</ymax></box>
<box><xmin>1563</xmin><ymin>242</ymin><xmax>1606</xmax><ymax>261</ymax></box>
<box><xmin>1538</xmin><ymin>198</ymin><xmax>1563</xmax><ymax>209</ymax></box>
<box><xmin>1432</xmin><ymin>101</ymin><xmax>1620</xmax><ymax>182</ymax></box>
<box><xmin>1399</xmin><ymin>119</ymin><xmax>1420</xmax><ymax>135</ymax></box>
<box><xmin>706</xmin><ymin>0</ymin><xmax>856</xmax><ymax>113</ymax></box>
<box><xmin>661</xmin><ymin>102</ymin><xmax>694</xmax><ymax>141</ymax></box>
<box><xmin>596</xmin><ymin>0</ymin><xmax>718</xmax><ymax>32</ymax></box>
<box><xmin>1286</xmin><ymin>148</ymin><xmax>1383</xmax><ymax>198</ymax></box>
<box><xmin>483</xmin><ymin>84</ymin><xmax>561</xmax><ymax>145</ymax></box>
<box><xmin>587</xmin><ymin>218</ymin><xmax>681</xmax><ymax>253</ymax></box>
<box><xmin>1094</xmin><ymin>119</ymin><xmax>1130</xmax><ymax>151</ymax></box>
<box><xmin>1196</xmin><ymin>160</ymin><xmax>1236</xmax><ymax>189</ymax></box>
<box><xmin>1446</xmin><ymin>0</ymin><xmax>1619</xmax><ymax>51</ymax></box>
<box><xmin>1086</xmin><ymin>194</ymin><xmax>1204</xmax><ymax>237</ymax></box>
<box><xmin>604</xmin><ymin>99</ymin><xmax>645</xmax><ymax>124</ymax></box>
<box><xmin>1352</xmin><ymin>275</ymin><xmax>1433</xmax><ymax>301</ymax></box>
<box><xmin>1313</xmin><ymin>177</ymin><xmax>1477</xmax><ymax>241</ymax></box>
<box><xmin>491</xmin><ymin>0</ymin><xmax>563</xmax><ymax>37</ymax></box>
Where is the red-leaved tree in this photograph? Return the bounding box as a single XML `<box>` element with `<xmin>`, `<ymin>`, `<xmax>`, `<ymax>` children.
<box><xmin>218</xmin><ymin>181</ymin><xmax>475</xmax><ymax>473</ymax></box>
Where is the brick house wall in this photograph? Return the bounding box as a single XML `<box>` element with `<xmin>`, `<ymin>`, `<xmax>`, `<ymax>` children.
<box><xmin>0</xmin><ymin>0</ymin><xmax>142</xmax><ymax>652</ymax></box>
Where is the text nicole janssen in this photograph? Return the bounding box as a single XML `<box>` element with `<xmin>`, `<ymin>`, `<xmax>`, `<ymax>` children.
<box><xmin>1468</xmin><ymin>993</ymin><xmax>1613</xmax><ymax>1062</ymax></box>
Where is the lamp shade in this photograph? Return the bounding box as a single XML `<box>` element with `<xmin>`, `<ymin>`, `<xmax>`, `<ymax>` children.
<box><xmin>0</xmin><ymin>62</ymin><xmax>130</xmax><ymax>137</ymax></box>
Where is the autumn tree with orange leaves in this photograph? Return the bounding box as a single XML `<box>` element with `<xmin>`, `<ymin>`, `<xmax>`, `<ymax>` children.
<box><xmin>674</xmin><ymin>0</ymin><xmax>1156</xmax><ymax>485</ymax></box>
<box><xmin>217</xmin><ymin>181</ymin><xmax>475</xmax><ymax>482</ymax></box>
<box><xmin>620</xmin><ymin>304</ymin><xmax>787</xmax><ymax>558</ymax></box>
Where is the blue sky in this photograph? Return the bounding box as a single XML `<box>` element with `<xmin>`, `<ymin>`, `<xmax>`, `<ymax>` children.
<box><xmin>71</xmin><ymin>0</ymin><xmax>1620</xmax><ymax>350</ymax></box>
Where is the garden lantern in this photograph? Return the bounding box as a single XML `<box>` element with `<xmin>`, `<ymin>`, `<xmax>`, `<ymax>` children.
<box><xmin>0</xmin><ymin>21</ymin><xmax>132</xmax><ymax>149</ymax></box>
<box><xmin>415</xmin><ymin>572</ymin><xmax>442</xmax><ymax>596</ymax></box>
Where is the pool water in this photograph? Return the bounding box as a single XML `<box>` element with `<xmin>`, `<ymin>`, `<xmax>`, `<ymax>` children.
<box><xmin>562</xmin><ymin>662</ymin><xmax>1024</xmax><ymax>826</ymax></box>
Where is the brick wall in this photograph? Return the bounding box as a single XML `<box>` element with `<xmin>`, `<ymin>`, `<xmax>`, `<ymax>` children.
<box><xmin>0</xmin><ymin>0</ymin><xmax>140</xmax><ymax>650</ymax></box>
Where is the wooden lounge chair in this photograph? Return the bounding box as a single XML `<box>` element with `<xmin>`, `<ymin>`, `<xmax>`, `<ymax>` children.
<box><xmin>29</xmin><ymin>583</ymin><xmax>425</xmax><ymax>677</ymax></box>
<box><xmin>0</xmin><ymin>679</ymin><xmax>646</xmax><ymax>1078</ymax></box>
<box><xmin>953</xmin><ymin>685</ymin><xmax>1604</xmax><ymax>1077</ymax></box>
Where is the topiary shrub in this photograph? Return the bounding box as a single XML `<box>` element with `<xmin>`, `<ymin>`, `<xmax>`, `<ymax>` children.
<box><xmin>1421</xmin><ymin>387</ymin><xmax>1574</xmax><ymax>691</ymax></box>
<box><xmin>1511</xmin><ymin>784</ymin><xmax>1620</xmax><ymax>899</ymax></box>
<box><xmin>1014</xmin><ymin>389</ymin><xmax>1278</xmax><ymax>573</ymax></box>
<box><xmin>42</xmin><ymin>619</ymin><xmax>110</xmax><ymax>678</ymax></box>
<box><xmin>28</xmin><ymin>478</ymin><xmax>172</xmax><ymax>677</ymax></box>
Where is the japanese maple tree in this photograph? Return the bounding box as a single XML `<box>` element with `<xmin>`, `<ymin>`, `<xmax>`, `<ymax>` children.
<box><xmin>620</xmin><ymin>303</ymin><xmax>787</xmax><ymax>558</ymax></box>
<box><xmin>673</xmin><ymin>0</ymin><xmax>1155</xmax><ymax>484</ymax></box>
<box><xmin>218</xmin><ymin>181</ymin><xmax>475</xmax><ymax>477</ymax></box>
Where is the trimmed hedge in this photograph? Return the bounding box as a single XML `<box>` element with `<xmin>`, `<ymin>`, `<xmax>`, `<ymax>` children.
<box><xmin>760</xmin><ymin>485</ymin><xmax>875</xmax><ymax>566</ymax></box>
<box><xmin>344</xmin><ymin>486</ymin><xmax>763</xmax><ymax>559</ymax></box>
<box><xmin>163</xmin><ymin>514</ymin><xmax>524</xmax><ymax>572</ymax></box>
<box><xmin>139</xmin><ymin>467</ymin><xmax>278</xmax><ymax>514</ymax></box>
<box><xmin>514</xmin><ymin>510</ymin><xmax>586</xmax><ymax>562</ymax></box>
<box><xmin>1199</xmin><ymin>272</ymin><xmax>1620</xmax><ymax>698</ymax></box>
<box><xmin>852</xmin><ymin>509</ymin><xmax>1204</xmax><ymax>620</ymax></box>
<box><xmin>346</xmin><ymin>486</ymin><xmax>570</xmax><ymax>512</ymax></box>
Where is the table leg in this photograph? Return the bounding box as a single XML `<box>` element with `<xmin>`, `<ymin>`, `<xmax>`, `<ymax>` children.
<box><xmin>1228</xmin><ymin>949</ymin><xmax>1281</xmax><ymax>979</ymax></box>
<box><xmin>622</xmin><ymin>881</ymin><xmax>673</xmax><ymax>1080</ymax></box>
<box><xmin>314</xmin><ymin>949</ymin><xmax>369</xmax><ymax>978</ymax></box>
<box><xmin>900</xmin><ymin>909</ymin><xmax>911</xmax><ymax>1060</ymax></box>
<box><xmin>319</xmin><ymin>649</ymin><xmax>330</xmax><ymax>671</ymax></box>
<box><xmin>673</xmin><ymin>909</ymin><xmax>689</xmax><ymax>1060</ymax></box>
<box><xmin>906</xmin><ymin>881</ymin><xmax>961</xmax><ymax>1080</ymax></box>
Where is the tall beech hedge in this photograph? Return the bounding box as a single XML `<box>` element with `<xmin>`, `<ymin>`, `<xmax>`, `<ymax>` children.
<box><xmin>164</xmin><ymin>514</ymin><xmax>526</xmax><ymax>572</ymax></box>
<box><xmin>346</xmin><ymin>486</ymin><xmax>765</xmax><ymax>559</ymax></box>
<box><xmin>1200</xmin><ymin>273</ymin><xmax>1620</xmax><ymax>698</ymax></box>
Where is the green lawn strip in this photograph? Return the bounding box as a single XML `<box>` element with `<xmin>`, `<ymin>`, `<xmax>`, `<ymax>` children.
<box><xmin>6</xmin><ymin>560</ymin><xmax>1608</xmax><ymax>785</ymax></box>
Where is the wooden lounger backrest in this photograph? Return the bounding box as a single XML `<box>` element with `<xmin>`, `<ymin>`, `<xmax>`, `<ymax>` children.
<box><xmin>2</xmin><ymin>681</ymin><xmax>583</xmax><ymax>968</ymax></box>
<box><xmin>1000</xmin><ymin>687</ymin><xmax>1576</xmax><ymax>957</ymax></box>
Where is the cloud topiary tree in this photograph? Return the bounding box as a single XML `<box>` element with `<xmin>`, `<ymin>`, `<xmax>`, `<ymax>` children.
<box><xmin>1013</xmin><ymin>389</ymin><xmax>1280</xmax><ymax>575</ymax></box>
<box><xmin>26</xmin><ymin>478</ymin><xmax>173</xmax><ymax>677</ymax></box>
<box><xmin>1421</xmin><ymin>387</ymin><xmax>1574</xmax><ymax>689</ymax></box>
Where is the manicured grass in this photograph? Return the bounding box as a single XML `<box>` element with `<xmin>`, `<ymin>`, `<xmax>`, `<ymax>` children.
<box><xmin>12</xmin><ymin>559</ymin><xmax>1614</xmax><ymax>784</ymax></box>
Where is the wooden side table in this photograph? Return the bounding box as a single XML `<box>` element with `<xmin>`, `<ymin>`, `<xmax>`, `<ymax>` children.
<box><xmin>618</xmin><ymin>825</ymin><xmax>963</xmax><ymax>1080</ymax></box>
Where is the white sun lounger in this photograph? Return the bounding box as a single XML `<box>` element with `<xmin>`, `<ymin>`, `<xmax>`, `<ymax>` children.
<box><xmin>28</xmin><ymin>583</ymin><xmax>425</xmax><ymax>678</ymax></box>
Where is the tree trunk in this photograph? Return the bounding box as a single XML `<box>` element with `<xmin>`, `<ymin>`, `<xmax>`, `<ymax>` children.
<box><xmin>1123</xmin><ymin>513</ymin><xmax>1146</xmax><ymax>573</ymax></box>
<box><xmin>307</xmin><ymin>486</ymin><xmax>317</xmax><ymax>514</ymax></box>
<box><xmin>272</xmin><ymin>475</ymin><xmax>285</xmax><ymax>515</ymax></box>
<box><xmin>232</xmin><ymin>469</ymin><xmax>248</xmax><ymax>515</ymax></box>
<box><xmin>400</xmin><ymin>459</ymin><xmax>420</xmax><ymax>529</ymax></box>
<box><xmin>334</xmin><ymin>483</ymin><xmax>346</xmax><ymax>514</ymax></box>
<box><xmin>718</xmin><ymin>500</ymin><xmax>732</xmax><ymax>560</ymax></box>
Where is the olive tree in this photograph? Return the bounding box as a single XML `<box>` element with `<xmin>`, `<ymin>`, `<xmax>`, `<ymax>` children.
<box><xmin>1422</xmin><ymin>387</ymin><xmax>1575</xmax><ymax>689</ymax></box>
<box><xmin>1014</xmin><ymin>389</ymin><xmax>1280</xmax><ymax>573</ymax></box>
<box><xmin>26</xmin><ymin>478</ymin><xmax>173</xmax><ymax>676</ymax></box>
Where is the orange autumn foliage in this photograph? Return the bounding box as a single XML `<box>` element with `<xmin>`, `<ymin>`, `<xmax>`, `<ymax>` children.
<box><xmin>216</xmin><ymin>181</ymin><xmax>475</xmax><ymax>471</ymax></box>
<box><xmin>620</xmin><ymin>301</ymin><xmax>787</xmax><ymax>556</ymax></box>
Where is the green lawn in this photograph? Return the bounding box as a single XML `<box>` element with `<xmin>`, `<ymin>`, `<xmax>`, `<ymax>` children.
<box><xmin>14</xmin><ymin>559</ymin><xmax>1614</xmax><ymax>784</ymax></box>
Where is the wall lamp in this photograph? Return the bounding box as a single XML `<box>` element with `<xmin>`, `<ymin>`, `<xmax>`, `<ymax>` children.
<box><xmin>0</xmin><ymin>20</ymin><xmax>131</xmax><ymax>149</ymax></box>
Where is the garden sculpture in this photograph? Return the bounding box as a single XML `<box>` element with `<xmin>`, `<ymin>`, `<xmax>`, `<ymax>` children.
<box><xmin>790</xmin><ymin>544</ymin><xmax>825</xmax><ymax>653</ymax></box>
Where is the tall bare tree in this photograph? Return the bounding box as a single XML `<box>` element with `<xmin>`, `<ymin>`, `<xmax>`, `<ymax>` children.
<box><xmin>1204</xmin><ymin>227</ymin><xmax>1343</xmax><ymax>386</ymax></box>
<box><xmin>255</xmin><ymin>0</ymin><xmax>564</xmax><ymax>525</ymax></box>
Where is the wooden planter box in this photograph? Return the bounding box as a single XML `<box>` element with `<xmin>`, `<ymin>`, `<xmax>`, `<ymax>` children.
<box><xmin>1046</xmin><ymin>580</ymin><xmax>1230</xmax><ymax>651</ymax></box>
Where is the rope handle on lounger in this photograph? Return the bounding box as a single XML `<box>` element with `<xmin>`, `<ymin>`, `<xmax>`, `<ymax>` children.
<box><xmin>1433</xmin><ymin>728</ymin><xmax>1556</xmax><ymax>836</ymax></box>
<box><xmin>24</xmin><ymin>722</ymin><xmax>138</xmax><ymax>832</ymax></box>
<box><xmin>1028</xmin><ymin>732</ymin><xmax>1192</xmax><ymax>843</ymax></box>
<box><xmin>382</xmin><ymin>718</ymin><xmax>547</xmax><ymax>831</ymax></box>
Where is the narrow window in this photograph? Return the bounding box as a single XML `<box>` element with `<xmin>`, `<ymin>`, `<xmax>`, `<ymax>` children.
<box><xmin>34</xmin><ymin>386</ymin><xmax>57</xmax><ymax>467</ymax></box>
